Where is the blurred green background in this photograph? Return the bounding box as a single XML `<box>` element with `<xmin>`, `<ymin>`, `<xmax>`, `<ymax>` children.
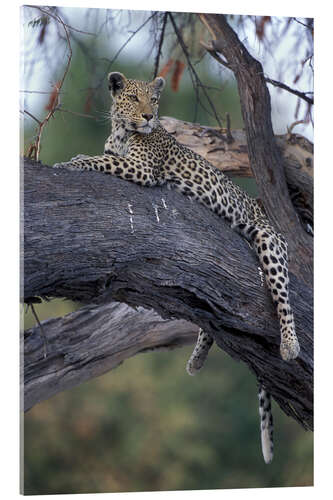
<box><xmin>22</xmin><ymin>7</ymin><xmax>313</xmax><ymax>494</ymax></box>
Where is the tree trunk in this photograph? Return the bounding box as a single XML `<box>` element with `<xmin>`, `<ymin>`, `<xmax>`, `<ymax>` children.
<box><xmin>199</xmin><ymin>13</ymin><xmax>313</xmax><ymax>285</ymax></box>
<box><xmin>22</xmin><ymin>158</ymin><xmax>313</xmax><ymax>430</ymax></box>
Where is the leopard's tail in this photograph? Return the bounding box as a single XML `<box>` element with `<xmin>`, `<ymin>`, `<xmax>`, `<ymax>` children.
<box><xmin>258</xmin><ymin>385</ymin><xmax>274</xmax><ymax>464</ymax></box>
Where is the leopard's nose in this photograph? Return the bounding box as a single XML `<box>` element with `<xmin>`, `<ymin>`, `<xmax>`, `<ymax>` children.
<box><xmin>142</xmin><ymin>113</ymin><xmax>153</xmax><ymax>121</ymax></box>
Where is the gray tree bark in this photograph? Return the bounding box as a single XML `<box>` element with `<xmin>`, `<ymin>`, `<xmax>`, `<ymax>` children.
<box><xmin>199</xmin><ymin>13</ymin><xmax>313</xmax><ymax>284</ymax></box>
<box><xmin>22</xmin><ymin>158</ymin><xmax>313</xmax><ymax>430</ymax></box>
<box><xmin>160</xmin><ymin>116</ymin><xmax>313</xmax><ymax>215</ymax></box>
<box><xmin>23</xmin><ymin>301</ymin><xmax>198</xmax><ymax>412</ymax></box>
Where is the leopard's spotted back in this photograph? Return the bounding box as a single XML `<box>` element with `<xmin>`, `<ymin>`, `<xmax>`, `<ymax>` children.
<box><xmin>54</xmin><ymin>72</ymin><xmax>301</xmax><ymax>463</ymax></box>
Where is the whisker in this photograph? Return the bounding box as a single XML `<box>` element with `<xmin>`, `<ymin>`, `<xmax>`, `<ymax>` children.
<box><xmin>95</xmin><ymin>109</ymin><xmax>112</xmax><ymax>124</ymax></box>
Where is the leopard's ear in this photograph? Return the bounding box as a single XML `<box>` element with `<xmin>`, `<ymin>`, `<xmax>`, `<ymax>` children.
<box><xmin>151</xmin><ymin>76</ymin><xmax>165</xmax><ymax>95</ymax></box>
<box><xmin>108</xmin><ymin>72</ymin><xmax>127</xmax><ymax>97</ymax></box>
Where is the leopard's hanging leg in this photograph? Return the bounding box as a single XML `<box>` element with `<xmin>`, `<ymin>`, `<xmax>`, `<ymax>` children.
<box><xmin>234</xmin><ymin>220</ymin><xmax>300</xmax><ymax>361</ymax></box>
<box><xmin>252</xmin><ymin>229</ymin><xmax>300</xmax><ymax>361</ymax></box>
<box><xmin>186</xmin><ymin>328</ymin><xmax>214</xmax><ymax>375</ymax></box>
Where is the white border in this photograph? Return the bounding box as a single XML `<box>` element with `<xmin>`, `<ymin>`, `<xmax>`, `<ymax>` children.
<box><xmin>3</xmin><ymin>1</ymin><xmax>331</xmax><ymax>499</ymax></box>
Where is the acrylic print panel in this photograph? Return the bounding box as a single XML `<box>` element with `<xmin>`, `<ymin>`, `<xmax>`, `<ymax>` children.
<box><xmin>21</xmin><ymin>4</ymin><xmax>313</xmax><ymax>495</ymax></box>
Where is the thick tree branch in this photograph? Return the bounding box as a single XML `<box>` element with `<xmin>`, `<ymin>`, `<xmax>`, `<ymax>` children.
<box><xmin>160</xmin><ymin>116</ymin><xmax>313</xmax><ymax>214</ymax></box>
<box><xmin>23</xmin><ymin>301</ymin><xmax>198</xmax><ymax>411</ymax></box>
<box><xmin>23</xmin><ymin>158</ymin><xmax>313</xmax><ymax>429</ymax></box>
<box><xmin>199</xmin><ymin>13</ymin><xmax>313</xmax><ymax>285</ymax></box>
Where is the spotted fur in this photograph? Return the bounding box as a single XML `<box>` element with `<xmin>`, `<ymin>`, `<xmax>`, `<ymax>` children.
<box><xmin>54</xmin><ymin>72</ymin><xmax>301</xmax><ymax>462</ymax></box>
<box><xmin>186</xmin><ymin>328</ymin><xmax>214</xmax><ymax>376</ymax></box>
<box><xmin>258</xmin><ymin>386</ymin><xmax>274</xmax><ymax>464</ymax></box>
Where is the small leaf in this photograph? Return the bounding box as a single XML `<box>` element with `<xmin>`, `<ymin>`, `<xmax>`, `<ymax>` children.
<box><xmin>256</xmin><ymin>16</ymin><xmax>271</xmax><ymax>41</ymax></box>
<box><xmin>171</xmin><ymin>60</ymin><xmax>185</xmax><ymax>92</ymax></box>
<box><xmin>158</xmin><ymin>59</ymin><xmax>174</xmax><ymax>79</ymax></box>
<box><xmin>45</xmin><ymin>81</ymin><xmax>61</xmax><ymax>111</ymax></box>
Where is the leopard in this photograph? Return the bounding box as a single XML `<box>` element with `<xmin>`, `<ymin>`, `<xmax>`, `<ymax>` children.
<box><xmin>54</xmin><ymin>72</ymin><xmax>300</xmax><ymax>464</ymax></box>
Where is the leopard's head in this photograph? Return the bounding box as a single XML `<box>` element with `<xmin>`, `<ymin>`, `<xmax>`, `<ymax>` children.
<box><xmin>108</xmin><ymin>72</ymin><xmax>165</xmax><ymax>134</ymax></box>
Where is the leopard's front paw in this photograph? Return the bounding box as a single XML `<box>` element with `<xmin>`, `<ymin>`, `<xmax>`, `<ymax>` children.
<box><xmin>53</xmin><ymin>154</ymin><xmax>91</xmax><ymax>170</ymax></box>
<box><xmin>70</xmin><ymin>154</ymin><xmax>91</xmax><ymax>161</ymax></box>
<box><xmin>53</xmin><ymin>161</ymin><xmax>70</xmax><ymax>169</ymax></box>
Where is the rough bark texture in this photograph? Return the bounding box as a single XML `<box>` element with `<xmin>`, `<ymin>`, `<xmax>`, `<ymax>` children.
<box><xmin>23</xmin><ymin>158</ymin><xmax>313</xmax><ymax>430</ymax></box>
<box><xmin>23</xmin><ymin>301</ymin><xmax>198</xmax><ymax>412</ymax></box>
<box><xmin>199</xmin><ymin>14</ymin><xmax>313</xmax><ymax>285</ymax></box>
<box><xmin>161</xmin><ymin>116</ymin><xmax>313</xmax><ymax>213</ymax></box>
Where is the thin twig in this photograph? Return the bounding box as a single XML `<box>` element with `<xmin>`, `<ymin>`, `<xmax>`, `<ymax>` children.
<box><xmin>34</xmin><ymin>7</ymin><xmax>72</xmax><ymax>91</ymax></box>
<box><xmin>167</xmin><ymin>12</ymin><xmax>223</xmax><ymax>128</ymax></box>
<box><xmin>26</xmin><ymin>4</ymin><xmax>96</xmax><ymax>36</ymax></box>
<box><xmin>21</xmin><ymin>109</ymin><xmax>42</xmax><ymax>126</ymax></box>
<box><xmin>20</xmin><ymin>89</ymin><xmax>65</xmax><ymax>95</ymax></box>
<box><xmin>96</xmin><ymin>11</ymin><xmax>158</xmax><ymax>91</ymax></box>
<box><xmin>57</xmin><ymin>108</ymin><xmax>97</xmax><ymax>120</ymax></box>
<box><xmin>200</xmin><ymin>40</ymin><xmax>231</xmax><ymax>69</ymax></box>
<box><xmin>292</xmin><ymin>17</ymin><xmax>313</xmax><ymax>30</ymax></box>
<box><xmin>200</xmin><ymin>21</ymin><xmax>313</xmax><ymax>109</ymax></box>
<box><xmin>30</xmin><ymin>303</ymin><xmax>48</xmax><ymax>359</ymax></box>
<box><xmin>225</xmin><ymin>112</ymin><xmax>234</xmax><ymax>144</ymax></box>
<box><xmin>196</xmin><ymin>82</ymin><xmax>223</xmax><ymax>92</ymax></box>
<box><xmin>26</xmin><ymin>6</ymin><xmax>73</xmax><ymax>161</ymax></box>
<box><xmin>265</xmin><ymin>77</ymin><xmax>314</xmax><ymax>105</ymax></box>
<box><xmin>153</xmin><ymin>12</ymin><xmax>168</xmax><ymax>78</ymax></box>
<box><xmin>287</xmin><ymin>119</ymin><xmax>308</xmax><ymax>135</ymax></box>
<box><xmin>201</xmin><ymin>38</ymin><xmax>313</xmax><ymax>107</ymax></box>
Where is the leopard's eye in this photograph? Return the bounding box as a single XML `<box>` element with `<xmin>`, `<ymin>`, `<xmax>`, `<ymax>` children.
<box><xmin>128</xmin><ymin>94</ymin><xmax>139</xmax><ymax>102</ymax></box>
<box><xmin>151</xmin><ymin>97</ymin><xmax>158</xmax><ymax>104</ymax></box>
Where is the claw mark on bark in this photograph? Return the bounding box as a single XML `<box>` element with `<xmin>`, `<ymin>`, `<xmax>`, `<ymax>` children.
<box><xmin>161</xmin><ymin>198</ymin><xmax>167</xmax><ymax>209</ymax></box>
<box><xmin>127</xmin><ymin>203</ymin><xmax>134</xmax><ymax>233</ymax></box>
<box><xmin>153</xmin><ymin>204</ymin><xmax>160</xmax><ymax>223</ymax></box>
<box><xmin>258</xmin><ymin>266</ymin><xmax>265</xmax><ymax>286</ymax></box>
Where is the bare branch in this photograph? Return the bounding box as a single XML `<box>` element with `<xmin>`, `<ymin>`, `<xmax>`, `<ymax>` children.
<box><xmin>57</xmin><ymin>108</ymin><xmax>98</xmax><ymax>120</ymax></box>
<box><xmin>25</xmin><ymin>6</ymin><xmax>73</xmax><ymax>161</ymax></box>
<box><xmin>167</xmin><ymin>12</ymin><xmax>223</xmax><ymax>128</ymax></box>
<box><xmin>292</xmin><ymin>17</ymin><xmax>314</xmax><ymax>30</ymax></box>
<box><xmin>29</xmin><ymin>303</ymin><xmax>48</xmax><ymax>359</ymax></box>
<box><xmin>23</xmin><ymin>301</ymin><xmax>198</xmax><ymax>411</ymax></box>
<box><xmin>96</xmin><ymin>11</ymin><xmax>158</xmax><ymax>90</ymax></box>
<box><xmin>199</xmin><ymin>40</ymin><xmax>231</xmax><ymax>69</ymax></box>
<box><xmin>153</xmin><ymin>12</ymin><xmax>168</xmax><ymax>78</ymax></box>
<box><xmin>20</xmin><ymin>89</ymin><xmax>66</xmax><ymax>95</ymax></box>
<box><xmin>265</xmin><ymin>77</ymin><xmax>314</xmax><ymax>105</ymax></box>
<box><xmin>21</xmin><ymin>109</ymin><xmax>42</xmax><ymax>126</ymax></box>
<box><xmin>33</xmin><ymin>6</ymin><xmax>73</xmax><ymax>89</ymax></box>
